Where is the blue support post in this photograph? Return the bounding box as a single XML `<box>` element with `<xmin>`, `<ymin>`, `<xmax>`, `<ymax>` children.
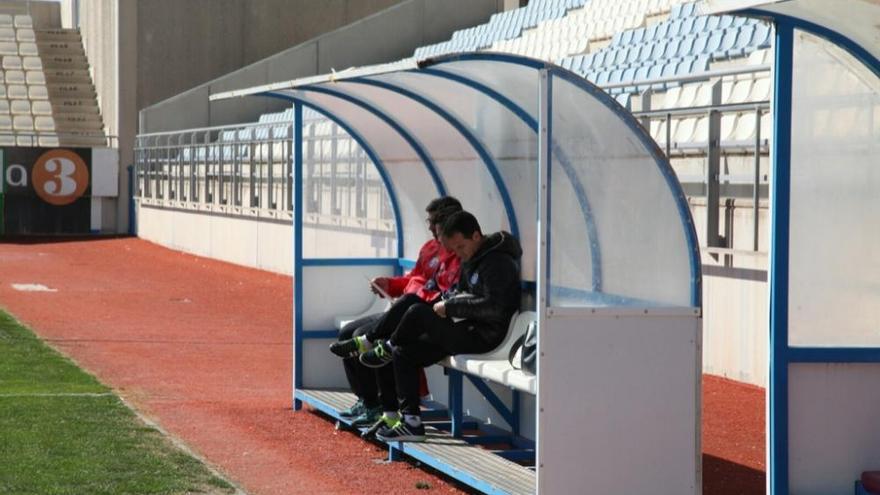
<box><xmin>769</xmin><ymin>20</ymin><xmax>794</xmax><ymax>495</ymax></box>
<box><xmin>511</xmin><ymin>390</ymin><xmax>521</xmax><ymax>437</ymax></box>
<box><xmin>448</xmin><ymin>369</ymin><xmax>463</xmax><ymax>437</ymax></box>
<box><xmin>293</xmin><ymin>102</ymin><xmax>304</xmax><ymax>411</ymax></box>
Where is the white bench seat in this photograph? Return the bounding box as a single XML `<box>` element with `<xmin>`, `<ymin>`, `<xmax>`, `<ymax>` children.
<box><xmin>440</xmin><ymin>310</ymin><xmax>537</xmax><ymax>394</ymax></box>
<box><xmin>333</xmin><ymin>296</ymin><xmax>391</xmax><ymax>330</ymax></box>
<box><xmin>442</xmin><ymin>355</ymin><xmax>537</xmax><ymax>394</ymax></box>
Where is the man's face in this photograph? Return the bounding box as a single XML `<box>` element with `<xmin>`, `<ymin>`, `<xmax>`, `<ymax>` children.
<box><xmin>427</xmin><ymin>214</ymin><xmax>441</xmax><ymax>239</ymax></box>
<box><xmin>442</xmin><ymin>231</ymin><xmax>482</xmax><ymax>261</ymax></box>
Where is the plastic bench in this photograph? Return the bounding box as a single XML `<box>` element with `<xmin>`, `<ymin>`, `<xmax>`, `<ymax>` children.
<box><xmin>333</xmin><ymin>296</ymin><xmax>391</xmax><ymax>330</ymax></box>
<box><xmin>440</xmin><ymin>311</ymin><xmax>538</xmax><ymax>394</ymax></box>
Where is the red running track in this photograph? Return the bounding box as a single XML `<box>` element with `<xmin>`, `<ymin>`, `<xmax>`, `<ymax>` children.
<box><xmin>0</xmin><ymin>237</ymin><xmax>765</xmax><ymax>494</ymax></box>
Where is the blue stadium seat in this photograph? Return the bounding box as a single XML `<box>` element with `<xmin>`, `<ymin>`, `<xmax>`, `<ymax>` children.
<box><xmin>609</xmin><ymin>68</ymin><xmax>624</xmax><ymax>84</ymax></box>
<box><xmin>581</xmin><ymin>53</ymin><xmax>595</xmax><ymax>69</ymax></box>
<box><xmin>627</xmin><ymin>45</ymin><xmax>643</xmax><ymax>64</ymax></box>
<box><xmin>593</xmin><ymin>50</ymin><xmax>608</xmax><ymax>67</ymax></box>
<box><xmin>717</xmin><ymin>28</ymin><xmax>739</xmax><ymax>57</ymax></box>
<box><xmin>665</xmin><ymin>38</ymin><xmax>682</xmax><ymax>59</ymax></box>
<box><xmin>638</xmin><ymin>42</ymin><xmax>654</xmax><ymax>63</ymax></box>
<box><xmin>680</xmin><ymin>2</ymin><xmax>698</xmax><ymax>18</ymax></box>
<box><xmin>706</xmin><ymin>16</ymin><xmax>721</xmax><ymax>31</ymax></box>
<box><xmin>668</xmin><ymin>19</ymin><xmax>683</xmax><ymax>37</ymax></box>
<box><xmin>621</xmin><ymin>66</ymin><xmax>637</xmax><ymax>82</ymax></box>
<box><xmin>730</xmin><ymin>25</ymin><xmax>755</xmax><ymax>57</ymax></box>
<box><xmin>718</xmin><ymin>15</ymin><xmax>734</xmax><ymax>30</ymax></box>
<box><xmin>651</xmin><ymin>40</ymin><xmax>668</xmax><ymax>60</ymax></box>
<box><xmin>631</xmin><ymin>27</ymin><xmax>646</xmax><ymax>44</ymax></box>
<box><xmin>644</xmin><ymin>24</ymin><xmax>659</xmax><ymax>41</ymax></box>
<box><xmin>753</xmin><ymin>23</ymin><xmax>772</xmax><ymax>48</ymax></box>
<box><xmin>613</xmin><ymin>47</ymin><xmax>628</xmax><ymax>66</ymax></box>
<box><xmin>596</xmin><ymin>70</ymin><xmax>611</xmax><ymax>85</ymax></box>
<box><xmin>706</xmin><ymin>30</ymin><xmax>724</xmax><ymax>55</ymax></box>
<box><xmin>679</xmin><ymin>34</ymin><xmax>696</xmax><ymax>57</ymax></box>
<box><xmin>693</xmin><ymin>16</ymin><xmax>709</xmax><ymax>33</ymax></box>
<box><xmin>655</xmin><ymin>22</ymin><xmax>670</xmax><ymax>40</ymax></box>
<box><xmin>681</xmin><ymin>17</ymin><xmax>696</xmax><ymax>35</ymax></box>
<box><xmin>732</xmin><ymin>16</ymin><xmax>749</xmax><ymax>28</ymax></box>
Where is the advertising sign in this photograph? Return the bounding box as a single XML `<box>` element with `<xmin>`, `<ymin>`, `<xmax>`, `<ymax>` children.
<box><xmin>1</xmin><ymin>147</ymin><xmax>92</xmax><ymax>235</ymax></box>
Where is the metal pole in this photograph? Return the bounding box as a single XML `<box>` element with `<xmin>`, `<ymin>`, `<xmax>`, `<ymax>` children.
<box><xmin>753</xmin><ymin>107</ymin><xmax>762</xmax><ymax>252</ymax></box>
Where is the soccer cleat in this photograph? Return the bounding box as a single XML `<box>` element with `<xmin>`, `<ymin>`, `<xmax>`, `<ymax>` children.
<box><xmin>376</xmin><ymin>419</ymin><xmax>426</xmax><ymax>442</ymax></box>
<box><xmin>339</xmin><ymin>399</ymin><xmax>365</xmax><ymax>418</ymax></box>
<box><xmin>359</xmin><ymin>340</ymin><xmax>394</xmax><ymax>368</ymax></box>
<box><xmin>362</xmin><ymin>412</ymin><xmax>399</xmax><ymax>439</ymax></box>
<box><xmin>329</xmin><ymin>338</ymin><xmax>359</xmax><ymax>358</ymax></box>
<box><xmin>350</xmin><ymin>405</ymin><xmax>383</xmax><ymax>427</ymax></box>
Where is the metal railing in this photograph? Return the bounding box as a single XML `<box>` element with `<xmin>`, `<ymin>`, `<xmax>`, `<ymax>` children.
<box><xmin>134</xmin><ymin>118</ymin><xmax>394</xmax><ymax>232</ymax></box>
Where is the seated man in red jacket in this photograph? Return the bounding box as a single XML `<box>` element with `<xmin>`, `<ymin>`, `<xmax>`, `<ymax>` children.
<box><xmin>329</xmin><ymin>196</ymin><xmax>462</xmax><ymax>429</ymax></box>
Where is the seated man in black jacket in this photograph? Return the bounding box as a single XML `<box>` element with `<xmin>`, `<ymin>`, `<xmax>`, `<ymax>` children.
<box><xmin>359</xmin><ymin>210</ymin><xmax>522</xmax><ymax>442</ymax></box>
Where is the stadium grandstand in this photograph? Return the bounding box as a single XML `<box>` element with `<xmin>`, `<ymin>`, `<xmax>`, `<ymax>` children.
<box><xmin>4</xmin><ymin>0</ymin><xmax>878</xmax><ymax>493</ymax></box>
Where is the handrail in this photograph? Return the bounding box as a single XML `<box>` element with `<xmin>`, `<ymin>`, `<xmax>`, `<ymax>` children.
<box><xmin>633</xmin><ymin>100</ymin><xmax>770</xmax><ymax>118</ymax></box>
<box><xmin>599</xmin><ymin>63</ymin><xmax>771</xmax><ymax>90</ymax></box>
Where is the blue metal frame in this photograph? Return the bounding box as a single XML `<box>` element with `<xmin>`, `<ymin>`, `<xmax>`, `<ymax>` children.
<box><xmin>346</xmin><ymin>77</ymin><xmax>521</xmax><ymax>240</ymax></box>
<box><xmin>296</xmin><ymin>85</ymin><xmax>447</xmax><ymax>196</ymax></box>
<box><xmin>292</xmin><ymin>102</ymin><xmax>304</xmax><ymax>410</ymax></box>
<box><xmin>768</xmin><ymin>21</ymin><xmax>794</xmax><ymax>495</ymax></box>
<box><xmin>301</xmin><ymin>258</ymin><xmax>399</xmax><ymax>267</ymax></box>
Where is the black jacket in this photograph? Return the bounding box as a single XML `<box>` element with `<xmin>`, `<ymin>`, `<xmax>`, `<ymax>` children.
<box><xmin>445</xmin><ymin>231</ymin><xmax>522</xmax><ymax>341</ymax></box>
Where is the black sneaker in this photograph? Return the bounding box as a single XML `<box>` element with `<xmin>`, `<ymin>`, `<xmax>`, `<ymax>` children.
<box><xmin>339</xmin><ymin>399</ymin><xmax>365</xmax><ymax>418</ymax></box>
<box><xmin>350</xmin><ymin>405</ymin><xmax>383</xmax><ymax>427</ymax></box>
<box><xmin>329</xmin><ymin>338</ymin><xmax>360</xmax><ymax>358</ymax></box>
<box><xmin>359</xmin><ymin>341</ymin><xmax>393</xmax><ymax>368</ymax></box>
<box><xmin>376</xmin><ymin>419</ymin><xmax>426</xmax><ymax>442</ymax></box>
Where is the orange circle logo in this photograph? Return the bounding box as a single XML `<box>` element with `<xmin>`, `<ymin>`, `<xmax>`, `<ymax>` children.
<box><xmin>31</xmin><ymin>150</ymin><xmax>89</xmax><ymax>206</ymax></box>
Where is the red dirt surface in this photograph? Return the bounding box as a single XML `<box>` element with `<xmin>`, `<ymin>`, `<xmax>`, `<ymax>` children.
<box><xmin>0</xmin><ymin>237</ymin><xmax>765</xmax><ymax>494</ymax></box>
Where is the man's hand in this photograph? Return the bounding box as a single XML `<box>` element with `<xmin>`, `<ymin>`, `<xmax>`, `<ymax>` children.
<box><xmin>433</xmin><ymin>300</ymin><xmax>447</xmax><ymax>318</ymax></box>
<box><xmin>370</xmin><ymin>277</ymin><xmax>390</xmax><ymax>297</ymax></box>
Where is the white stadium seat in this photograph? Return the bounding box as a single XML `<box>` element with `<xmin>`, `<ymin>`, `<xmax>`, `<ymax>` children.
<box><xmin>0</xmin><ymin>28</ymin><xmax>13</xmax><ymax>41</ymax></box>
<box><xmin>38</xmin><ymin>135</ymin><xmax>60</xmax><ymax>147</ymax></box>
<box><xmin>28</xmin><ymin>85</ymin><xmax>48</xmax><ymax>100</ymax></box>
<box><xmin>31</xmin><ymin>100</ymin><xmax>52</xmax><ymax>115</ymax></box>
<box><xmin>7</xmin><ymin>84</ymin><xmax>27</xmax><ymax>99</ymax></box>
<box><xmin>18</xmin><ymin>42</ymin><xmax>38</xmax><ymax>56</ymax></box>
<box><xmin>10</xmin><ymin>99</ymin><xmax>30</xmax><ymax>114</ymax></box>
<box><xmin>34</xmin><ymin>116</ymin><xmax>55</xmax><ymax>131</ymax></box>
<box><xmin>4</xmin><ymin>70</ymin><xmax>24</xmax><ymax>84</ymax></box>
<box><xmin>16</xmin><ymin>28</ymin><xmax>35</xmax><ymax>43</ymax></box>
<box><xmin>25</xmin><ymin>71</ymin><xmax>45</xmax><ymax>85</ymax></box>
<box><xmin>13</xmin><ymin>114</ymin><xmax>34</xmax><ymax>130</ymax></box>
<box><xmin>22</xmin><ymin>56</ymin><xmax>42</xmax><ymax>70</ymax></box>
<box><xmin>0</xmin><ymin>41</ymin><xmax>17</xmax><ymax>55</ymax></box>
<box><xmin>2</xmin><ymin>55</ymin><xmax>21</xmax><ymax>70</ymax></box>
<box><xmin>0</xmin><ymin>114</ymin><xmax>11</xmax><ymax>130</ymax></box>
<box><xmin>13</xmin><ymin>15</ymin><xmax>33</xmax><ymax>29</ymax></box>
<box><xmin>0</xmin><ymin>15</ymin><xmax>12</xmax><ymax>27</ymax></box>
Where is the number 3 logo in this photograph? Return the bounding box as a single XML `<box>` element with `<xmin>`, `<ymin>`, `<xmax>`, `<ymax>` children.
<box><xmin>32</xmin><ymin>150</ymin><xmax>89</xmax><ymax>206</ymax></box>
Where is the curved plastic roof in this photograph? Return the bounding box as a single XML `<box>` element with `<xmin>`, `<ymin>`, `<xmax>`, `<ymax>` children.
<box><xmin>213</xmin><ymin>53</ymin><xmax>701</xmax><ymax>308</ymax></box>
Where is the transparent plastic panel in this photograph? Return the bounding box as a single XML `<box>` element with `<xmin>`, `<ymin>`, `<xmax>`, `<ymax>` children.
<box><xmin>430</xmin><ymin>59</ymin><xmax>540</xmax><ymax>119</ymax></box>
<box><xmin>376</xmin><ymin>70</ymin><xmax>539</xmax><ymax>281</ymax></box>
<box><xmin>333</xmin><ymin>80</ymin><xmax>487</xmax><ymax>242</ymax></box>
<box><xmin>788</xmin><ymin>31</ymin><xmax>880</xmax><ymax>347</ymax></box>
<box><xmin>548</xmin><ymin>75</ymin><xmax>693</xmax><ymax>307</ymax></box>
<box><xmin>299</xmin><ymin>114</ymin><xmax>396</xmax><ymax>259</ymax></box>
<box><xmin>291</xmin><ymin>93</ymin><xmax>438</xmax><ymax>260</ymax></box>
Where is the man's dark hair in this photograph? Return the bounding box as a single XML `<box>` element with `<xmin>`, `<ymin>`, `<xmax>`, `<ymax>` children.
<box><xmin>441</xmin><ymin>210</ymin><xmax>482</xmax><ymax>238</ymax></box>
<box><xmin>425</xmin><ymin>196</ymin><xmax>462</xmax><ymax>214</ymax></box>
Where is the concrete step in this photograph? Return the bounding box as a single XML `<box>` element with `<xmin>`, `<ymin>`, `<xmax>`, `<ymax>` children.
<box><xmin>34</xmin><ymin>29</ymin><xmax>82</xmax><ymax>42</ymax></box>
<box><xmin>36</xmin><ymin>40</ymin><xmax>85</xmax><ymax>55</ymax></box>
<box><xmin>51</xmin><ymin>113</ymin><xmax>104</xmax><ymax>131</ymax></box>
<box><xmin>47</xmin><ymin>83</ymin><xmax>95</xmax><ymax>98</ymax></box>
<box><xmin>42</xmin><ymin>68</ymin><xmax>92</xmax><ymax>84</ymax></box>
<box><xmin>50</xmin><ymin>97</ymin><xmax>100</xmax><ymax>114</ymax></box>
<box><xmin>39</xmin><ymin>54</ymin><xmax>89</xmax><ymax>69</ymax></box>
<box><xmin>58</xmin><ymin>131</ymin><xmax>109</xmax><ymax>147</ymax></box>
